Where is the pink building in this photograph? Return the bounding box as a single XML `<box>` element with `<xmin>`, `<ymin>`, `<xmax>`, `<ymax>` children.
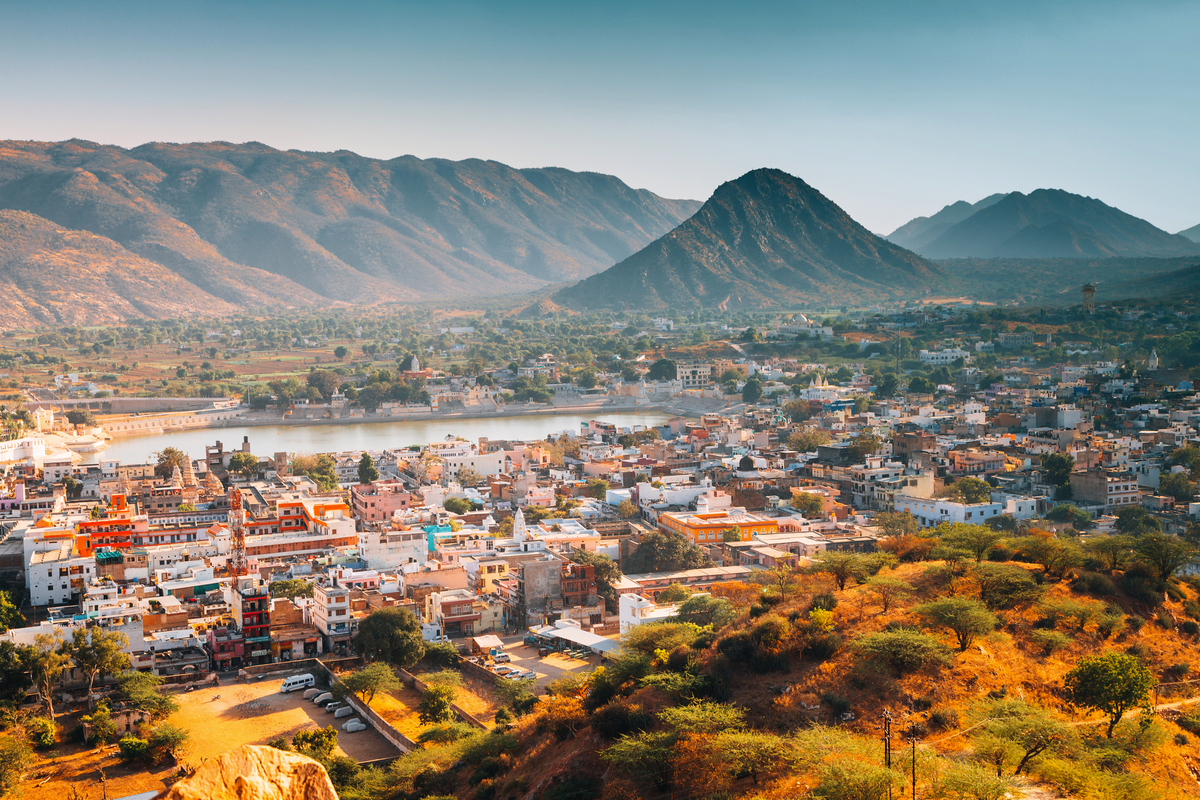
<box><xmin>351</xmin><ymin>480</ymin><xmax>413</xmax><ymax>523</ymax></box>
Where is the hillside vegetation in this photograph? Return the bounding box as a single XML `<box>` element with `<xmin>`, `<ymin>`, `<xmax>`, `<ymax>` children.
<box><xmin>309</xmin><ymin>522</ymin><xmax>1200</xmax><ymax>800</ymax></box>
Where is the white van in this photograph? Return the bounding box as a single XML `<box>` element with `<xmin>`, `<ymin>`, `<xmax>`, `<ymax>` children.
<box><xmin>281</xmin><ymin>673</ymin><xmax>316</xmax><ymax>693</ymax></box>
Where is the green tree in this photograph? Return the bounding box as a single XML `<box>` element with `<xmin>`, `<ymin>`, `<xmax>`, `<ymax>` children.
<box><xmin>1045</xmin><ymin>503</ymin><xmax>1092</xmax><ymax>529</ymax></box>
<box><xmin>624</xmin><ymin>531</ymin><xmax>711</xmax><ymax>574</ymax></box>
<box><xmin>847</xmin><ymin>432</ymin><xmax>883</xmax><ymax>460</ymax></box>
<box><xmin>340</xmin><ymin>663</ymin><xmax>400</xmax><ymax>704</ymax></box>
<box><xmin>0</xmin><ymin>641</ymin><xmax>33</xmax><ymax>702</ymax></box>
<box><xmin>1042</xmin><ymin>453</ymin><xmax>1075</xmax><ymax>487</ymax></box>
<box><xmin>147</xmin><ymin>723</ymin><xmax>189</xmax><ymax>763</ymax></box>
<box><xmin>586</xmin><ymin>478</ymin><xmax>610</xmax><ymax>500</ymax></box>
<box><xmin>948</xmin><ymin>477</ymin><xmax>993</xmax><ymax>505</ymax></box>
<box><xmin>937</xmin><ymin>522</ymin><xmax>1004</xmax><ymax>561</ymax></box>
<box><xmin>658</xmin><ymin>701</ymin><xmax>745</xmax><ymax>733</ymax></box>
<box><xmin>1135</xmin><ymin>533</ymin><xmax>1197</xmax><ymax>580</ymax></box>
<box><xmin>1115</xmin><ymin>505</ymin><xmax>1161</xmax><ymax>536</ymax></box>
<box><xmin>1168</xmin><ymin>445</ymin><xmax>1200</xmax><ymax>479</ymax></box>
<box><xmin>1063</xmin><ymin>651</ymin><xmax>1154</xmax><ymax>738</ymax></box>
<box><xmin>153</xmin><ymin>447</ymin><xmax>188</xmax><ymax>480</ymax></box>
<box><xmin>907</xmin><ymin>374</ymin><xmax>937</xmax><ymax>394</ymax></box>
<box><xmin>228</xmin><ymin>451</ymin><xmax>259</xmax><ymax>480</ymax></box>
<box><xmin>646</xmin><ymin>358</ymin><xmax>677</xmax><ymax>381</ymax></box>
<box><xmin>0</xmin><ymin>729</ymin><xmax>33</xmax><ymax>797</ymax></box>
<box><xmin>1159</xmin><ymin>472</ymin><xmax>1194</xmax><ymax>502</ymax></box>
<box><xmin>28</xmin><ymin>631</ymin><xmax>69</xmax><ymax>719</ymax></box>
<box><xmin>656</xmin><ymin>583</ymin><xmax>693</xmax><ymax>603</ymax></box>
<box><xmin>876</xmin><ymin>372</ymin><xmax>900</xmax><ymax>397</ymax></box>
<box><xmin>864</xmin><ymin>576</ymin><xmax>912</xmax><ymax>613</ymax></box>
<box><xmin>357</xmin><ymin>452</ymin><xmax>380</xmax><ymax>485</ymax></box>
<box><xmin>787</xmin><ymin>428</ymin><xmax>831</xmax><ymax>452</ymax></box>
<box><xmin>741</xmin><ymin>374</ymin><xmax>764</xmax><ymax>404</ymax></box>
<box><xmin>66</xmin><ymin>409</ymin><xmax>96</xmax><ymax>427</ymax></box>
<box><xmin>115</xmin><ymin>670</ymin><xmax>178</xmax><ymax>719</ymax></box>
<box><xmin>292</xmin><ymin>726</ymin><xmax>338</xmax><ymax>761</ymax></box>
<box><xmin>617</xmin><ymin>499</ymin><xmax>639</xmax><ymax>519</ymax></box>
<box><xmin>334</xmin><ymin>345</ymin><xmax>349</xmax><ymax>360</ymax></box>
<box><xmin>916</xmin><ymin>597</ymin><xmax>998</xmax><ymax>651</ymax></box>
<box><xmin>418</xmin><ymin>684</ymin><xmax>457</xmax><ymax>724</ymax></box>
<box><xmin>675</xmin><ymin>594</ymin><xmax>735</xmax><ymax>629</ymax></box>
<box><xmin>812</xmin><ymin>551</ymin><xmax>872</xmax><ymax>590</ymax></box>
<box><xmin>0</xmin><ymin>590</ymin><xmax>23</xmax><ymax>633</ymax></box>
<box><xmin>1085</xmin><ymin>535</ymin><xmax>1136</xmax><ymax>572</ymax></box>
<box><xmin>353</xmin><ymin>607</ymin><xmax>426</xmax><ymax>667</ymax></box>
<box><xmin>270</xmin><ymin>578</ymin><xmax>315</xmax><ymax>600</ymax></box>
<box><xmin>81</xmin><ymin>702</ymin><xmax>118</xmax><ymax>747</ymax></box>
<box><xmin>792</xmin><ymin>492</ymin><xmax>824</xmax><ymax>517</ymax></box>
<box><xmin>291</xmin><ymin>453</ymin><xmax>339</xmax><ymax>491</ymax></box>
<box><xmin>67</xmin><ymin>626</ymin><xmax>130</xmax><ymax>696</ymax></box>
<box><xmin>875</xmin><ymin>511</ymin><xmax>920</xmax><ymax>538</ymax></box>
<box><xmin>852</xmin><ymin>628</ymin><xmax>951</xmax><ymax>676</ymax></box>
<box><xmin>721</xmin><ymin>525</ymin><xmax>744</xmax><ymax>542</ymax></box>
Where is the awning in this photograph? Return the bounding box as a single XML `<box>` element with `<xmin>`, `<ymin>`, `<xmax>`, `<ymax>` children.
<box><xmin>470</xmin><ymin>634</ymin><xmax>504</xmax><ymax>651</ymax></box>
<box><xmin>530</xmin><ymin>625</ymin><xmax>619</xmax><ymax>654</ymax></box>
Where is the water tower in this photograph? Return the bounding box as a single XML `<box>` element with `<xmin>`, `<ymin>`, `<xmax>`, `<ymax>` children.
<box><xmin>1082</xmin><ymin>283</ymin><xmax>1096</xmax><ymax>314</ymax></box>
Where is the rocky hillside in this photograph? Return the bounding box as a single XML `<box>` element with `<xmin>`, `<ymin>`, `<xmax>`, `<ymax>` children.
<box><xmin>897</xmin><ymin>189</ymin><xmax>1200</xmax><ymax>259</ymax></box>
<box><xmin>0</xmin><ymin>210</ymin><xmax>240</xmax><ymax>326</ymax></box>
<box><xmin>554</xmin><ymin>168</ymin><xmax>941</xmax><ymax>310</ymax></box>
<box><xmin>0</xmin><ymin>140</ymin><xmax>700</xmax><ymax>321</ymax></box>
<box><xmin>349</xmin><ymin>529</ymin><xmax>1200</xmax><ymax>800</ymax></box>
<box><xmin>1180</xmin><ymin>223</ymin><xmax>1200</xmax><ymax>243</ymax></box>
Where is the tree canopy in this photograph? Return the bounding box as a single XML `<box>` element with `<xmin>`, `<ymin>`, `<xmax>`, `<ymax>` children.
<box><xmin>1063</xmin><ymin>651</ymin><xmax>1153</xmax><ymax>737</ymax></box>
<box><xmin>624</xmin><ymin>531</ymin><xmax>711</xmax><ymax>574</ymax></box>
<box><xmin>353</xmin><ymin>607</ymin><xmax>426</xmax><ymax>667</ymax></box>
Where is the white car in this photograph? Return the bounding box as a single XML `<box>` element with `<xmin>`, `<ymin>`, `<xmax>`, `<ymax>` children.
<box><xmin>334</xmin><ymin>705</ymin><xmax>355</xmax><ymax>718</ymax></box>
<box><xmin>506</xmin><ymin>670</ymin><xmax>536</xmax><ymax>680</ymax></box>
<box><xmin>312</xmin><ymin>692</ymin><xmax>333</xmax><ymax>705</ymax></box>
<box><xmin>342</xmin><ymin>719</ymin><xmax>368</xmax><ymax>733</ymax></box>
<box><xmin>302</xmin><ymin>688</ymin><xmax>321</xmax><ymax>700</ymax></box>
<box><xmin>492</xmin><ymin>665</ymin><xmax>515</xmax><ymax>676</ymax></box>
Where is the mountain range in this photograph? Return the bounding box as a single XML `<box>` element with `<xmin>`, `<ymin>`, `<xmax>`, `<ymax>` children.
<box><xmin>1180</xmin><ymin>223</ymin><xmax>1200</xmax><ymax>243</ymax></box>
<box><xmin>0</xmin><ymin>140</ymin><xmax>700</xmax><ymax>325</ymax></box>
<box><xmin>887</xmin><ymin>189</ymin><xmax>1200</xmax><ymax>259</ymax></box>
<box><xmin>554</xmin><ymin>169</ymin><xmax>940</xmax><ymax>310</ymax></box>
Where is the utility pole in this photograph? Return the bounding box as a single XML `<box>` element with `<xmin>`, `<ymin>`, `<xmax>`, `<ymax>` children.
<box><xmin>908</xmin><ymin>722</ymin><xmax>919</xmax><ymax>800</ymax></box>
<box><xmin>882</xmin><ymin>709</ymin><xmax>894</xmax><ymax>800</ymax></box>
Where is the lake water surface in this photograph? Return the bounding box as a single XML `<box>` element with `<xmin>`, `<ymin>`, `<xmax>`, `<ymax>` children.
<box><xmin>96</xmin><ymin>411</ymin><xmax>672</xmax><ymax>464</ymax></box>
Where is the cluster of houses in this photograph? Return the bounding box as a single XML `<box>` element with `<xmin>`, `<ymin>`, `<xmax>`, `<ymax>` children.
<box><xmin>4</xmin><ymin>335</ymin><xmax>1200</xmax><ymax>683</ymax></box>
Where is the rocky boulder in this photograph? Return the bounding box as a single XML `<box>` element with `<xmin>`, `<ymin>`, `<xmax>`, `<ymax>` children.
<box><xmin>156</xmin><ymin>744</ymin><xmax>337</xmax><ymax>800</ymax></box>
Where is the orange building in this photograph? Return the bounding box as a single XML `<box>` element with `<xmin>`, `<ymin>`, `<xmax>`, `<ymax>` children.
<box><xmin>657</xmin><ymin>509</ymin><xmax>779</xmax><ymax>545</ymax></box>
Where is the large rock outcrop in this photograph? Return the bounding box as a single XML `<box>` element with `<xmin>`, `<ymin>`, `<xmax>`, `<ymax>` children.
<box><xmin>155</xmin><ymin>745</ymin><xmax>337</xmax><ymax>800</ymax></box>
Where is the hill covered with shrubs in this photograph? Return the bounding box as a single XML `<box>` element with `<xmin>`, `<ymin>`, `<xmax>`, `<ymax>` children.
<box><xmin>313</xmin><ymin>520</ymin><xmax>1200</xmax><ymax>800</ymax></box>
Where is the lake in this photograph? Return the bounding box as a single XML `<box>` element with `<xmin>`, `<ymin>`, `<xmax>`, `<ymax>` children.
<box><xmin>96</xmin><ymin>410</ymin><xmax>673</xmax><ymax>464</ymax></box>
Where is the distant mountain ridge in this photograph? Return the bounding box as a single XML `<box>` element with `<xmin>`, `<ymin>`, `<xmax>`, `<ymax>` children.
<box><xmin>885</xmin><ymin>193</ymin><xmax>1007</xmax><ymax>253</ymax></box>
<box><xmin>554</xmin><ymin>168</ymin><xmax>941</xmax><ymax>310</ymax></box>
<box><xmin>1180</xmin><ymin>223</ymin><xmax>1200</xmax><ymax>243</ymax></box>
<box><xmin>889</xmin><ymin>189</ymin><xmax>1200</xmax><ymax>259</ymax></box>
<box><xmin>0</xmin><ymin>140</ymin><xmax>700</xmax><ymax>323</ymax></box>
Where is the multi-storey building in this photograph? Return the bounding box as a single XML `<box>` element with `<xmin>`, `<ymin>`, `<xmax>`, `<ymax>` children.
<box><xmin>312</xmin><ymin>579</ymin><xmax>353</xmax><ymax>655</ymax></box>
<box><xmin>350</xmin><ymin>481</ymin><xmax>413</xmax><ymax>523</ymax></box>
<box><xmin>232</xmin><ymin>578</ymin><xmax>271</xmax><ymax>667</ymax></box>
<box><xmin>1070</xmin><ymin>469</ymin><xmax>1141</xmax><ymax>510</ymax></box>
<box><xmin>657</xmin><ymin>508</ymin><xmax>777</xmax><ymax>545</ymax></box>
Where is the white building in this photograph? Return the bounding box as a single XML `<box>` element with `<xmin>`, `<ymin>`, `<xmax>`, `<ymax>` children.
<box><xmin>918</xmin><ymin>348</ymin><xmax>970</xmax><ymax>366</ymax></box>
<box><xmin>358</xmin><ymin>527</ymin><xmax>428</xmax><ymax>570</ymax></box>
<box><xmin>619</xmin><ymin>592</ymin><xmax>682</xmax><ymax>633</ymax></box>
<box><xmin>893</xmin><ymin>494</ymin><xmax>1038</xmax><ymax>527</ymax></box>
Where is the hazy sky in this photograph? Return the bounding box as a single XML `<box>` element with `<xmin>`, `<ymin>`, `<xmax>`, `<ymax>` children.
<box><xmin>3</xmin><ymin>0</ymin><xmax>1196</xmax><ymax>233</ymax></box>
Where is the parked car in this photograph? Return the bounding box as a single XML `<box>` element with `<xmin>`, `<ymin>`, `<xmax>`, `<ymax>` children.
<box><xmin>324</xmin><ymin>701</ymin><xmax>343</xmax><ymax>714</ymax></box>
<box><xmin>492</xmin><ymin>666</ymin><xmax>515</xmax><ymax>676</ymax></box>
<box><xmin>507</xmin><ymin>670</ymin><xmax>536</xmax><ymax>680</ymax></box>
<box><xmin>493</xmin><ymin>653</ymin><xmax>511</xmax><ymax>664</ymax></box>
<box><xmin>302</xmin><ymin>688</ymin><xmax>321</xmax><ymax>700</ymax></box>
<box><xmin>342</xmin><ymin>719</ymin><xmax>368</xmax><ymax>733</ymax></box>
<box><xmin>312</xmin><ymin>692</ymin><xmax>333</xmax><ymax>705</ymax></box>
<box><xmin>334</xmin><ymin>705</ymin><xmax>355</xmax><ymax>718</ymax></box>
